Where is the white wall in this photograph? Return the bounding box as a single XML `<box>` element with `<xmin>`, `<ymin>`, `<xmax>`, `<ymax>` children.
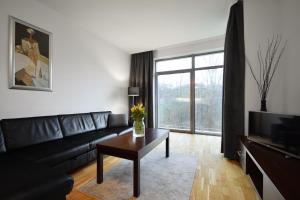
<box><xmin>0</xmin><ymin>0</ymin><xmax>130</xmax><ymax>119</ymax></box>
<box><xmin>154</xmin><ymin>35</ymin><xmax>225</xmax><ymax>59</ymax></box>
<box><xmin>282</xmin><ymin>0</ymin><xmax>300</xmax><ymax>114</ymax></box>
<box><xmin>244</xmin><ymin>0</ymin><xmax>300</xmax><ymax>133</ymax></box>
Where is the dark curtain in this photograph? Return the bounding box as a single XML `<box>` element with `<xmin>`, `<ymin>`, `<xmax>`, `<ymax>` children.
<box><xmin>129</xmin><ymin>51</ymin><xmax>154</xmax><ymax>128</ymax></box>
<box><xmin>221</xmin><ymin>0</ymin><xmax>245</xmax><ymax>159</ymax></box>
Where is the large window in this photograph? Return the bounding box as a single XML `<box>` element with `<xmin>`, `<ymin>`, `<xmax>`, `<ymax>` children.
<box><xmin>155</xmin><ymin>52</ymin><xmax>223</xmax><ymax>135</ymax></box>
<box><xmin>195</xmin><ymin>68</ymin><xmax>223</xmax><ymax>134</ymax></box>
<box><xmin>156</xmin><ymin>57</ymin><xmax>191</xmax><ymax>72</ymax></box>
<box><xmin>157</xmin><ymin>72</ymin><xmax>190</xmax><ymax>130</ymax></box>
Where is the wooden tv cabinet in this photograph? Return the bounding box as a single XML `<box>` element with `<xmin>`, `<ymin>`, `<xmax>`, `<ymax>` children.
<box><xmin>239</xmin><ymin>137</ymin><xmax>300</xmax><ymax>200</ymax></box>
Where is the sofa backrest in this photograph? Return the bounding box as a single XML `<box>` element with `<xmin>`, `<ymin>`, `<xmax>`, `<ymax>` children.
<box><xmin>59</xmin><ymin>113</ymin><xmax>96</xmax><ymax>137</ymax></box>
<box><xmin>91</xmin><ymin>111</ymin><xmax>111</xmax><ymax>130</ymax></box>
<box><xmin>0</xmin><ymin>127</ymin><xmax>6</xmax><ymax>153</ymax></box>
<box><xmin>1</xmin><ymin>116</ymin><xmax>63</xmax><ymax>151</ymax></box>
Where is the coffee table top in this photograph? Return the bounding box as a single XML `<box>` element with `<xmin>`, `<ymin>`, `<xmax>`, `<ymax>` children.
<box><xmin>96</xmin><ymin>128</ymin><xmax>169</xmax><ymax>159</ymax></box>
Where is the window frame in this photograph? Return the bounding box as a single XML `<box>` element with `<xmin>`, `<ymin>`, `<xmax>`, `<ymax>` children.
<box><xmin>154</xmin><ymin>50</ymin><xmax>224</xmax><ymax>136</ymax></box>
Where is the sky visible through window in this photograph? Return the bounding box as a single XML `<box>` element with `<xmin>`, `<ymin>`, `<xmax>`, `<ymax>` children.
<box><xmin>156</xmin><ymin>57</ymin><xmax>191</xmax><ymax>72</ymax></box>
<box><xmin>157</xmin><ymin>53</ymin><xmax>223</xmax><ymax>86</ymax></box>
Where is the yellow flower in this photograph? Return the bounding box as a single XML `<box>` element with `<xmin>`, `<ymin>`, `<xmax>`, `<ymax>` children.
<box><xmin>131</xmin><ymin>103</ymin><xmax>146</xmax><ymax>121</ymax></box>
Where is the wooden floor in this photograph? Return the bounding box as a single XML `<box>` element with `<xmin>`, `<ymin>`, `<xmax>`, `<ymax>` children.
<box><xmin>67</xmin><ymin>132</ymin><xmax>259</xmax><ymax>200</ymax></box>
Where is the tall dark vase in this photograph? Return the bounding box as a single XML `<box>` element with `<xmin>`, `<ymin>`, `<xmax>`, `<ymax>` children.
<box><xmin>260</xmin><ymin>99</ymin><xmax>267</xmax><ymax>112</ymax></box>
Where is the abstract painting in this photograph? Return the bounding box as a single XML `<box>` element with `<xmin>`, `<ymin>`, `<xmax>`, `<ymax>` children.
<box><xmin>9</xmin><ymin>16</ymin><xmax>52</xmax><ymax>91</ymax></box>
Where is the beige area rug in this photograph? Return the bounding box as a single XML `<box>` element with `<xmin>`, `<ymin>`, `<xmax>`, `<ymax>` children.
<box><xmin>79</xmin><ymin>148</ymin><xmax>198</xmax><ymax>200</ymax></box>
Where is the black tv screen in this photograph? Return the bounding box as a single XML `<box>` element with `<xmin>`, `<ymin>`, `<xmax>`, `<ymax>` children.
<box><xmin>248</xmin><ymin>111</ymin><xmax>300</xmax><ymax>158</ymax></box>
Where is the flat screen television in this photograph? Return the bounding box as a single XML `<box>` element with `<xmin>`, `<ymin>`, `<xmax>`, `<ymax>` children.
<box><xmin>248</xmin><ymin>111</ymin><xmax>300</xmax><ymax>159</ymax></box>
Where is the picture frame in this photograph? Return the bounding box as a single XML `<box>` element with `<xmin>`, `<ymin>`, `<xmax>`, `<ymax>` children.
<box><xmin>9</xmin><ymin>16</ymin><xmax>53</xmax><ymax>91</ymax></box>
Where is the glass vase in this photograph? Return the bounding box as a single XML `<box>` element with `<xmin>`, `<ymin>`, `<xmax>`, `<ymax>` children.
<box><xmin>133</xmin><ymin>118</ymin><xmax>145</xmax><ymax>137</ymax></box>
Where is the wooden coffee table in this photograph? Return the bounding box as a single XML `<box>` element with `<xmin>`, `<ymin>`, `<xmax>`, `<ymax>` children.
<box><xmin>96</xmin><ymin>128</ymin><xmax>169</xmax><ymax>197</ymax></box>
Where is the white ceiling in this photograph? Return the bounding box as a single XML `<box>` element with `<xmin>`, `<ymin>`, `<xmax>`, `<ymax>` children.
<box><xmin>38</xmin><ymin>0</ymin><xmax>232</xmax><ymax>53</ymax></box>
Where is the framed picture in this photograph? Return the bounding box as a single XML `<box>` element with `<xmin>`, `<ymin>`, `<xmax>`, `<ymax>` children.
<box><xmin>9</xmin><ymin>16</ymin><xmax>52</xmax><ymax>91</ymax></box>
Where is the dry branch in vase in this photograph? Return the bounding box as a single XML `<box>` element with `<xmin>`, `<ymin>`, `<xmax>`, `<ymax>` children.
<box><xmin>246</xmin><ymin>35</ymin><xmax>287</xmax><ymax>112</ymax></box>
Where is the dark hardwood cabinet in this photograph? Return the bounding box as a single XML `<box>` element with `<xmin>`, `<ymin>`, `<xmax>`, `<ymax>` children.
<box><xmin>239</xmin><ymin>137</ymin><xmax>300</xmax><ymax>200</ymax></box>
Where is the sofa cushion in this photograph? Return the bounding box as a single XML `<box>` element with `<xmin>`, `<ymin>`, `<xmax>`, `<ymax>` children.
<box><xmin>91</xmin><ymin>111</ymin><xmax>111</xmax><ymax>130</ymax></box>
<box><xmin>53</xmin><ymin>149</ymin><xmax>98</xmax><ymax>173</ymax></box>
<box><xmin>0</xmin><ymin>127</ymin><xmax>6</xmax><ymax>153</ymax></box>
<box><xmin>1</xmin><ymin>116</ymin><xmax>63</xmax><ymax>151</ymax></box>
<box><xmin>67</xmin><ymin>129</ymin><xmax>117</xmax><ymax>149</ymax></box>
<box><xmin>10</xmin><ymin>137</ymin><xmax>90</xmax><ymax>167</ymax></box>
<box><xmin>0</xmin><ymin>155</ymin><xmax>73</xmax><ymax>200</ymax></box>
<box><xmin>108</xmin><ymin>114</ymin><xmax>128</xmax><ymax>128</ymax></box>
<box><xmin>59</xmin><ymin>113</ymin><xmax>96</xmax><ymax>137</ymax></box>
<box><xmin>107</xmin><ymin>126</ymin><xmax>133</xmax><ymax>135</ymax></box>
<box><xmin>90</xmin><ymin>132</ymin><xmax>117</xmax><ymax>149</ymax></box>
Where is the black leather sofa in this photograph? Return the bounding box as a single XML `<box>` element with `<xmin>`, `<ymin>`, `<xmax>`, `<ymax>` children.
<box><xmin>0</xmin><ymin>111</ymin><xmax>132</xmax><ymax>200</ymax></box>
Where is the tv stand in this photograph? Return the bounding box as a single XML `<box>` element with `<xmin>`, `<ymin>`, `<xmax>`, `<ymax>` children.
<box><xmin>239</xmin><ymin>137</ymin><xmax>300</xmax><ymax>200</ymax></box>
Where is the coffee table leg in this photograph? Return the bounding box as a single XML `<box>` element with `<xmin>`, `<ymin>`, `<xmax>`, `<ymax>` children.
<box><xmin>166</xmin><ymin>136</ymin><xmax>169</xmax><ymax>157</ymax></box>
<box><xmin>97</xmin><ymin>151</ymin><xmax>103</xmax><ymax>184</ymax></box>
<box><xmin>133</xmin><ymin>159</ymin><xmax>140</xmax><ymax>197</ymax></box>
